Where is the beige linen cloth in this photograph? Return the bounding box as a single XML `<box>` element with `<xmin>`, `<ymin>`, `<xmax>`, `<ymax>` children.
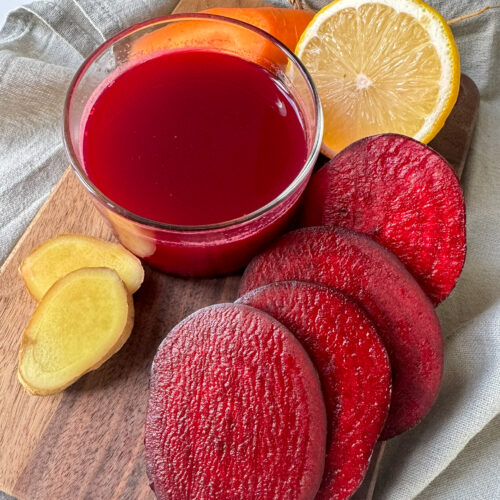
<box><xmin>0</xmin><ymin>0</ymin><xmax>499</xmax><ymax>498</ymax></box>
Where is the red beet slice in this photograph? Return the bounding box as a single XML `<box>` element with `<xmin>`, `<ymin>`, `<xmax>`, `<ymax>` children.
<box><xmin>239</xmin><ymin>227</ymin><xmax>442</xmax><ymax>439</ymax></box>
<box><xmin>237</xmin><ymin>281</ymin><xmax>391</xmax><ymax>500</ymax></box>
<box><xmin>300</xmin><ymin>133</ymin><xmax>466</xmax><ymax>305</ymax></box>
<box><xmin>145</xmin><ymin>303</ymin><xmax>327</xmax><ymax>499</ymax></box>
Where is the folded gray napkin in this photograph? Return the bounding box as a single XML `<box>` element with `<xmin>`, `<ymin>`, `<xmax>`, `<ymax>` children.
<box><xmin>0</xmin><ymin>1</ymin><xmax>498</xmax><ymax>498</ymax></box>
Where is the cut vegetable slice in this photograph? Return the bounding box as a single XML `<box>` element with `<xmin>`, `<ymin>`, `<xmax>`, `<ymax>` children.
<box><xmin>301</xmin><ymin>134</ymin><xmax>466</xmax><ymax>305</ymax></box>
<box><xmin>20</xmin><ymin>234</ymin><xmax>144</xmax><ymax>300</ymax></box>
<box><xmin>106</xmin><ymin>210</ymin><xmax>156</xmax><ymax>258</ymax></box>
<box><xmin>18</xmin><ymin>267</ymin><xmax>134</xmax><ymax>395</ymax></box>
<box><xmin>145</xmin><ymin>303</ymin><xmax>327</xmax><ymax>499</ymax></box>
<box><xmin>295</xmin><ymin>0</ymin><xmax>460</xmax><ymax>155</ymax></box>
<box><xmin>239</xmin><ymin>227</ymin><xmax>442</xmax><ymax>439</ymax></box>
<box><xmin>238</xmin><ymin>281</ymin><xmax>391</xmax><ymax>499</ymax></box>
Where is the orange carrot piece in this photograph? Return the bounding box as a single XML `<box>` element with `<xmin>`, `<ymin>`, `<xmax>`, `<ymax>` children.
<box><xmin>130</xmin><ymin>8</ymin><xmax>314</xmax><ymax>66</ymax></box>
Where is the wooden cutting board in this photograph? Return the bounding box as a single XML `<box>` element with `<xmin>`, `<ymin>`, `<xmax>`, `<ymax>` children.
<box><xmin>0</xmin><ymin>0</ymin><xmax>479</xmax><ymax>497</ymax></box>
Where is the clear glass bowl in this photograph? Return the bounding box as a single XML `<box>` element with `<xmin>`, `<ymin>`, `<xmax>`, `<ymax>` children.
<box><xmin>64</xmin><ymin>13</ymin><xmax>323</xmax><ymax>277</ymax></box>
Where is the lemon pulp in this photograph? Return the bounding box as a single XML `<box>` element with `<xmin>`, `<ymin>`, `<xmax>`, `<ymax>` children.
<box><xmin>296</xmin><ymin>0</ymin><xmax>460</xmax><ymax>155</ymax></box>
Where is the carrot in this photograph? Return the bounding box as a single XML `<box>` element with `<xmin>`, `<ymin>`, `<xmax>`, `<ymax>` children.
<box><xmin>130</xmin><ymin>8</ymin><xmax>314</xmax><ymax>65</ymax></box>
<box><xmin>203</xmin><ymin>7</ymin><xmax>314</xmax><ymax>51</ymax></box>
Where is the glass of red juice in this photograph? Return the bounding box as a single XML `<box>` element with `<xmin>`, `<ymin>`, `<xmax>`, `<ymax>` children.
<box><xmin>64</xmin><ymin>14</ymin><xmax>323</xmax><ymax>277</ymax></box>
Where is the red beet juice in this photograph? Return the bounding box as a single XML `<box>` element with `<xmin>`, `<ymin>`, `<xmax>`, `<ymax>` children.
<box><xmin>83</xmin><ymin>50</ymin><xmax>307</xmax><ymax>225</ymax></box>
<box><xmin>81</xmin><ymin>50</ymin><xmax>310</xmax><ymax>276</ymax></box>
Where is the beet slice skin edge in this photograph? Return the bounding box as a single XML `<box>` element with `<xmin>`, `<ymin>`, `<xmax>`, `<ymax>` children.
<box><xmin>301</xmin><ymin>133</ymin><xmax>466</xmax><ymax>306</ymax></box>
<box><xmin>238</xmin><ymin>281</ymin><xmax>391</xmax><ymax>500</ymax></box>
<box><xmin>145</xmin><ymin>303</ymin><xmax>327</xmax><ymax>500</ymax></box>
<box><xmin>239</xmin><ymin>227</ymin><xmax>443</xmax><ymax>439</ymax></box>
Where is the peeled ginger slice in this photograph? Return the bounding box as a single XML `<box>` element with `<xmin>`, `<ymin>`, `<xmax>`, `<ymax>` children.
<box><xmin>20</xmin><ymin>234</ymin><xmax>144</xmax><ymax>301</ymax></box>
<box><xmin>18</xmin><ymin>267</ymin><xmax>134</xmax><ymax>395</ymax></box>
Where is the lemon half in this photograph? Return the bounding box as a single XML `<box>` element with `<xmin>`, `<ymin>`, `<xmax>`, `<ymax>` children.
<box><xmin>295</xmin><ymin>0</ymin><xmax>460</xmax><ymax>155</ymax></box>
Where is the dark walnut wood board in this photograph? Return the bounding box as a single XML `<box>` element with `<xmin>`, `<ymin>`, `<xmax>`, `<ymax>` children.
<box><xmin>0</xmin><ymin>0</ymin><xmax>478</xmax><ymax>496</ymax></box>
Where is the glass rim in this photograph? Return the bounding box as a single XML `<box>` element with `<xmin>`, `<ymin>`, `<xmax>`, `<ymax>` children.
<box><xmin>63</xmin><ymin>12</ymin><xmax>324</xmax><ymax>233</ymax></box>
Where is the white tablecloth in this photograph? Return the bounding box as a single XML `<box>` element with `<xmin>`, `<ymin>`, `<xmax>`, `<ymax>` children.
<box><xmin>0</xmin><ymin>1</ymin><xmax>498</xmax><ymax>498</ymax></box>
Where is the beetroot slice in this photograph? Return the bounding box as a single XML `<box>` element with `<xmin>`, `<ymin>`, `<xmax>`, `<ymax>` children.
<box><xmin>300</xmin><ymin>133</ymin><xmax>466</xmax><ymax>305</ymax></box>
<box><xmin>145</xmin><ymin>303</ymin><xmax>327</xmax><ymax>500</ymax></box>
<box><xmin>237</xmin><ymin>282</ymin><xmax>391</xmax><ymax>500</ymax></box>
<box><xmin>239</xmin><ymin>227</ymin><xmax>442</xmax><ymax>439</ymax></box>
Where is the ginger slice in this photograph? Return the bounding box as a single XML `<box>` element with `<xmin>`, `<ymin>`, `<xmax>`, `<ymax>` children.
<box><xmin>18</xmin><ymin>267</ymin><xmax>134</xmax><ymax>395</ymax></box>
<box><xmin>20</xmin><ymin>234</ymin><xmax>144</xmax><ymax>301</ymax></box>
<box><xmin>106</xmin><ymin>210</ymin><xmax>156</xmax><ymax>258</ymax></box>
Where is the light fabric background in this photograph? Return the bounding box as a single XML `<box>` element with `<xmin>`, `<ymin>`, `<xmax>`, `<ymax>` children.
<box><xmin>0</xmin><ymin>1</ymin><xmax>25</xmax><ymax>26</ymax></box>
<box><xmin>0</xmin><ymin>0</ymin><xmax>498</xmax><ymax>498</ymax></box>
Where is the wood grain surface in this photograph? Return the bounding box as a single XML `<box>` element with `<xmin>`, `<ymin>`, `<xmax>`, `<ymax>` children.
<box><xmin>0</xmin><ymin>0</ymin><xmax>478</xmax><ymax>497</ymax></box>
